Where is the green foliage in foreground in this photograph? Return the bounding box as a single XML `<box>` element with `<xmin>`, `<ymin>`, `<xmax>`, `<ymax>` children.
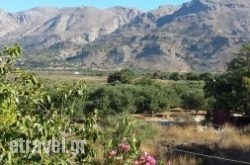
<box><xmin>0</xmin><ymin>45</ymin><xmax>98</xmax><ymax>164</ymax></box>
<box><xmin>0</xmin><ymin>45</ymin><xmax>163</xmax><ymax>164</ymax></box>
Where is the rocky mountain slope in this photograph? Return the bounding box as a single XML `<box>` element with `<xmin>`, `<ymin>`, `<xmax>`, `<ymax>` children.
<box><xmin>1</xmin><ymin>0</ymin><xmax>250</xmax><ymax>71</ymax></box>
<box><xmin>0</xmin><ymin>6</ymin><xmax>140</xmax><ymax>67</ymax></box>
<box><xmin>69</xmin><ymin>0</ymin><xmax>250</xmax><ymax>72</ymax></box>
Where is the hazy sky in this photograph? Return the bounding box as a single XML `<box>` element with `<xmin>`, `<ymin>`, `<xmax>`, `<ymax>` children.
<box><xmin>0</xmin><ymin>0</ymin><xmax>190</xmax><ymax>12</ymax></box>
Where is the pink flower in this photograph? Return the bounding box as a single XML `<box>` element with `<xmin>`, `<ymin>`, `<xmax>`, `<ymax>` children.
<box><xmin>135</xmin><ymin>152</ymin><xmax>156</xmax><ymax>165</ymax></box>
<box><xmin>107</xmin><ymin>150</ymin><xmax>116</xmax><ymax>158</ymax></box>
<box><xmin>145</xmin><ymin>155</ymin><xmax>156</xmax><ymax>164</ymax></box>
<box><xmin>118</xmin><ymin>142</ymin><xmax>130</xmax><ymax>152</ymax></box>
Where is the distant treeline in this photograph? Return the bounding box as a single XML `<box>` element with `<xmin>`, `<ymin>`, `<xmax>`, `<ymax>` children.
<box><xmin>151</xmin><ymin>71</ymin><xmax>215</xmax><ymax>81</ymax></box>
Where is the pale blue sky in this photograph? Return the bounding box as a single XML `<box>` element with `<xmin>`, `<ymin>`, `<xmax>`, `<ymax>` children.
<box><xmin>0</xmin><ymin>0</ymin><xmax>190</xmax><ymax>12</ymax></box>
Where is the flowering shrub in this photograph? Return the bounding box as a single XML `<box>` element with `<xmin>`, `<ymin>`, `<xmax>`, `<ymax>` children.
<box><xmin>103</xmin><ymin>118</ymin><xmax>157</xmax><ymax>165</ymax></box>
<box><xmin>104</xmin><ymin>139</ymin><xmax>156</xmax><ymax>165</ymax></box>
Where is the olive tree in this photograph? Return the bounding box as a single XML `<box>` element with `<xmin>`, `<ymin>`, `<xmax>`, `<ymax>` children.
<box><xmin>205</xmin><ymin>43</ymin><xmax>250</xmax><ymax>115</ymax></box>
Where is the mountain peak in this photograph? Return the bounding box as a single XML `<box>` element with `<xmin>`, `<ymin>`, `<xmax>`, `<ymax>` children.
<box><xmin>178</xmin><ymin>0</ymin><xmax>217</xmax><ymax>15</ymax></box>
<box><xmin>149</xmin><ymin>5</ymin><xmax>177</xmax><ymax>18</ymax></box>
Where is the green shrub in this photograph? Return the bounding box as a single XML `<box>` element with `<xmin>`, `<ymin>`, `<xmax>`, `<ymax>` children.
<box><xmin>107</xmin><ymin>69</ymin><xmax>135</xmax><ymax>84</ymax></box>
<box><xmin>181</xmin><ymin>89</ymin><xmax>206</xmax><ymax>109</ymax></box>
<box><xmin>85</xmin><ymin>82</ymin><xmax>187</xmax><ymax>115</ymax></box>
<box><xmin>169</xmin><ymin>72</ymin><xmax>182</xmax><ymax>81</ymax></box>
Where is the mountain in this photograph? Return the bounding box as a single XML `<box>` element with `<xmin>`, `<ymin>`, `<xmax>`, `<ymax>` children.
<box><xmin>1</xmin><ymin>0</ymin><xmax>250</xmax><ymax>71</ymax></box>
<box><xmin>0</xmin><ymin>6</ymin><xmax>141</xmax><ymax>68</ymax></box>
<box><xmin>68</xmin><ymin>0</ymin><xmax>250</xmax><ymax>72</ymax></box>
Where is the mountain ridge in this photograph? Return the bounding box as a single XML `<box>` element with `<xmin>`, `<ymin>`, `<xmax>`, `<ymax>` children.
<box><xmin>1</xmin><ymin>0</ymin><xmax>250</xmax><ymax>71</ymax></box>
<box><xmin>70</xmin><ymin>0</ymin><xmax>250</xmax><ymax>72</ymax></box>
<box><xmin>0</xmin><ymin>6</ymin><xmax>141</xmax><ymax>68</ymax></box>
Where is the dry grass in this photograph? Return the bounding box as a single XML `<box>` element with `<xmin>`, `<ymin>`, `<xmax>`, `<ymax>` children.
<box><xmin>148</xmin><ymin>123</ymin><xmax>250</xmax><ymax>165</ymax></box>
<box><xmin>37</xmin><ymin>73</ymin><xmax>107</xmax><ymax>83</ymax></box>
<box><xmin>160</xmin><ymin>124</ymin><xmax>219</xmax><ymax>146</ymax></box>
<box><xmin>167</xmin><ymin>155</ymin><xmax>198</xmax><ymax>165</ymax></box>
<box><xmin>219</xmin><ymin>124</ymin><xmax>250</xmax><ymax>151</ymax></box>
<box><xmin>140</xmin><ymin>141</ymin><xmax>157</xmax><ymax>155</ymax></box>
<box><xmin>134</xmin><ymin>116</ymin><xmax>250</xmax><ymax>152</ymax></box>
<box><xmin>136</xmin><ymin>122</ymin><xmax>250</xmax><ymax>155</ymax></box>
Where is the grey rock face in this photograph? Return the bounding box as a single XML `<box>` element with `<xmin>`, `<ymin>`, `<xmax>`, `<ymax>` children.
<box><xmin>71</xmin><ymin>0</ymin><xmax>250</xmax><ymax>72</ymax></box>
